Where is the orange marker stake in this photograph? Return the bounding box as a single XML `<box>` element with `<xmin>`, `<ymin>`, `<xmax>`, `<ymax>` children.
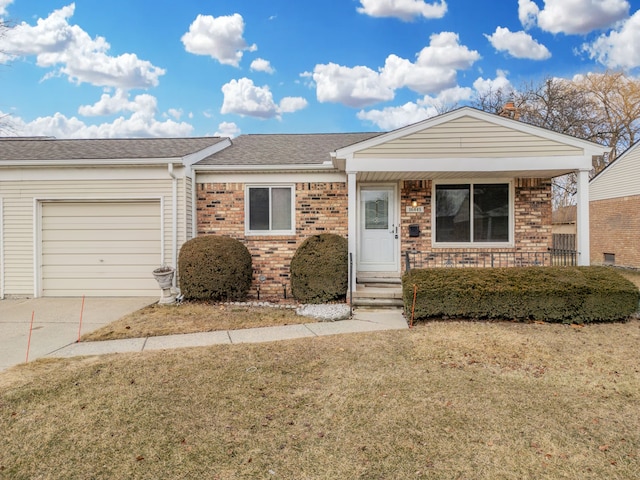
<box><xmin>77</xmin><ymin>295</ymin><xmax>85</xmax><ymax>342</ymax></box>
<box><xmin>26</xmin><ymin>310</ymin><xmax>35</xmax><ymax>363</ymax></box>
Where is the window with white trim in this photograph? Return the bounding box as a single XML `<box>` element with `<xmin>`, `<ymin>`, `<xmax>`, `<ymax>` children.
<box><xmin>246</xmin><ymin>185</ymin><xmax>294</xmax><ymax>235</ymax></box>
<box><xmin>434</xmin><ymin>182</ymin><xmax>511</xmax><ymax>244</ymax></box>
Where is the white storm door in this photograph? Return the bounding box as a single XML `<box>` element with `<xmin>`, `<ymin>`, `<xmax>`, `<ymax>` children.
<box><xmin>358</xmin><ymin>186</ymin><xmax>398</xmax><ymax>272</ymax></box>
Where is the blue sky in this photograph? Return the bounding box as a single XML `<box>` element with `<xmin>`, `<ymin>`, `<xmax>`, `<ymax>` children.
<box><xmin>1</xmin><ymin>0</ymin><xmax>639</xmax><ymax>138</ymax></box>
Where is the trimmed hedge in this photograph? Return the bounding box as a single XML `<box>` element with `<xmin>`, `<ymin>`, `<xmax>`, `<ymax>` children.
<box><xmin>178</xmin><ymin>235</ymin><xmax>252</xmax><ymax>301</ymax></box>
<box><xmin>403</xmin><ymin>266</ymin><xmax>640</xmax><ymax>323</ymax></box>
<box><xmin>290</xmin><ymin>234</ymin><xmax>348</xmax><ymax>304</ymax></box>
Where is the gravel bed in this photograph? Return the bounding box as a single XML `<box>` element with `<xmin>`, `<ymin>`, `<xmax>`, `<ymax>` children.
<box><xmin>296</xmin><ymin>303</ymin><xmax>351</xmax><ymax>321</ymax></box>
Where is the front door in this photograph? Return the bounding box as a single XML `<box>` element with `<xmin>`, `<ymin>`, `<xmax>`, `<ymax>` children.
<box><xmin>358</xmin><ymin>185</ymin><xmax>398</xmax><ymax>272</ymax></box>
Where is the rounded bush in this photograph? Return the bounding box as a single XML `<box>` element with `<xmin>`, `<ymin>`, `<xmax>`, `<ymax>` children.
<box><xmin>290</xmin><ymin>234</ymin><xmax>348</xmax><ymax>304</ymax></box>
<box><xmin>178</xmin><ymin>235</ymin><xmax>252</xmax><ymax>301</ymax></box>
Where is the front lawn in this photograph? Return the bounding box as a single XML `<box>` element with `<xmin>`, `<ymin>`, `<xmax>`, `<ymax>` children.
<box><xmin>2</xmin><ymin>320</ymin><xmax>639</xmax><ymax>479</ymax></box>
<box><xmin>81</xmin><ymin>302</ymin><xmax>313</xmax><ymax>341</ymax></box>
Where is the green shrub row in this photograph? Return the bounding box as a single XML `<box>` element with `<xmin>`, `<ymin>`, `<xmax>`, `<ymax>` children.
<box><xmin>403</xmin><ymin>266</ymin><xmax>639</xmax><ymax>323</ymax></box>
<box><xmin>290</xmin><ymin>234</ymin><xmax>348</xmax><ymax>304</ymax></box>
<box><xmin>177</xmin><ymin>233</ymin><xmax>348</xmax><ymax>304</ymax></box>
<box><xmin>178</xmin><ymin>235</ymin><xmax>253</xmax><ymax>301</ymax></box>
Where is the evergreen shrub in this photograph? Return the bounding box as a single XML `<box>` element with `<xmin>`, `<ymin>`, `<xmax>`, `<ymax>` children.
<box><xmin>402</xmin><ymin>266</ymin><xmax>639</xmax><ymax>323</ymax></box>
<box><xmin>290</xmin><ymin>234</ymin><xmax>348</xmax><ymax>304</ymax></box>
<box><xmin>178</xmin><ymin>235</ymin><xmax>252</xmax><ymax>301</ymax></box>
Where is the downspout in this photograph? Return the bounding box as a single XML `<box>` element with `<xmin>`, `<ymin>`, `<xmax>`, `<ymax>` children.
<box><xmin>168</xmin><ymin>163</ymin><xmax>178</xmax><ymax>286</ymax></box>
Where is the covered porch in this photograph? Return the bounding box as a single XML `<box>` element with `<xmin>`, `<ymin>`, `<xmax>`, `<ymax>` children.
<box><xmin>332</xmin><ymin>108</ymin><xmax>607</xmax><ymax>300</ymax></box>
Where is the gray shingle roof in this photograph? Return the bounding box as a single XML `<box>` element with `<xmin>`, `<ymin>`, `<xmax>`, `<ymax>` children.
<box><xmin>195</xmin><ymin>133</ymin><xmax>381</xmax><ymax>166</ymax></box>
<box><xmin>0</xmin><ymin>137</ymin><xmax>227</xmax><ymax>162</ymax></box>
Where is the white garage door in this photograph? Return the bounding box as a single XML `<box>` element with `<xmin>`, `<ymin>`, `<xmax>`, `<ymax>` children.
<box><xmin>41</xmin><ymin>201</ymin><xmax>162</xmax><ymax>296</ymax></box>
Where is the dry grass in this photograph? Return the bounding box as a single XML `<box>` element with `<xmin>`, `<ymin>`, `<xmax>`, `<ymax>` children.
<box><xmin>81</xmin><ymin>303</ymin><xmax>313</xmax><ymax>341</ymax></box>
<box><xmin>2</xmin><ymin>320</ymin><xmax>639</xmax><ymax>479</ymax></box>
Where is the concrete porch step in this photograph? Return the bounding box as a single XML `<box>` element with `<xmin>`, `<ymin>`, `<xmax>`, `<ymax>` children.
<box><xmin>352</xmin><ymin>282</ymin><xmax>404</xmax><ymax>308</ymax></box>
<box><xmin>351</xmin><ymin>297</ymin><xmax>405</xmax><ymax>308</ymax></box>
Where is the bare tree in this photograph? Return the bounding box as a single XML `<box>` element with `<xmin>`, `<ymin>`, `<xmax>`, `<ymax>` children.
<box><xmin>471</xmin><ymin>72</ymin><xmax>640</xmax><ymax>207</ymax></box>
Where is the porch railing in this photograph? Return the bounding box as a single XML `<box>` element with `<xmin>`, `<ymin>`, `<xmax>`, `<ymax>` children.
<box><xmin>404</xmin><ymin>249</ymin><xmax>577</xmax><ymax>272</ymax></box>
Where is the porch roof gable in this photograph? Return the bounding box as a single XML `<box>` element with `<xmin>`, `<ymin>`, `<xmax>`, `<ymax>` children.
<box><xmin>333</xmin><ymin>107</ymin><xmax>608</xmax><ymax>179</ymax></box>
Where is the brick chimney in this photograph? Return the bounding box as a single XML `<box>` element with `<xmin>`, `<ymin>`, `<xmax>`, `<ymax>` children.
<box><xmin>498</xmin><ymin>100</ymin><xmax>520</xmax><ymax>120</ymax></box>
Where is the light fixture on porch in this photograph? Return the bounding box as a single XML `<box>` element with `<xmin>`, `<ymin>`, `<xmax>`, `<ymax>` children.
<box><xmin>411</xmin><ymin>199</ymin><xmax>418</xmax><ymax>207</ymax></box>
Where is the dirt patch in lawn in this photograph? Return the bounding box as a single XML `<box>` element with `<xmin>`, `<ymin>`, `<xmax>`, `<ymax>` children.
<box><xmin>1</xmin><ymin>320</ymin><xmax>639</xmax><ymax>479</ymax></box>
<box><xmin>81</xmin><ymin>302</ymin><xmax>314</xmax><ymax>342</ymax></box>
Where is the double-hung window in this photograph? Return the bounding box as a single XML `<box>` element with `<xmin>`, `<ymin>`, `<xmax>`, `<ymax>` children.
<box><xmin>434</xmin><ymin>182</ymin><xmax>511</xmax><ymax>245</ymax></box>
<box><xmin>246</xmin><ymin>185</ymin><xmax>294</xmax><ymax>235</ymax></box>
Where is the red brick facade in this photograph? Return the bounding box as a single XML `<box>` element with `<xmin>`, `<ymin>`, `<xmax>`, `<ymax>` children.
<box><xmin>196</xmin><ymin>178</ymin><xmax>553</xmax><ymax>299</ymax></box>
<box><xmin>197</xmin><ymin>182</ymin><xmax>348</xmax><ymax>298</ymax></box>
<box><xmin>400</xmin><ymin>178</ymin><xmax>552</xmax><ymax>264</ymax></box>
<box><xmin>590</xmin><ymin>195</ymin><xmax>640</xmax><ymax>268</ymax></box>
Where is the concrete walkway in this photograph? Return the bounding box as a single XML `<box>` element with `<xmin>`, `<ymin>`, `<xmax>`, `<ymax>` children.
<box><xmin>0</xmin><ymin>297</ymin><xmax>157</xmax><ymax>371</ymax></box>
<box><xmin>46</xmin><ymin>308</ymin><xmax>408</xmax><ymax>360</ymax></box>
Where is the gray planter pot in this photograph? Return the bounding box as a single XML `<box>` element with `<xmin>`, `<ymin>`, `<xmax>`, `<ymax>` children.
<box><xmin>153</xmin><ymin>267</ymin><xmax>175</xmax><ymax>289</ymax></box>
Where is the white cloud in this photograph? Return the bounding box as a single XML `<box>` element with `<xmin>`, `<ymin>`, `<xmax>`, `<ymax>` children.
<box><xmin>0</xmin><ymin>0</ymin><xmax>13</xmax><ymax>16</ymax></box>
<box><xmin>472</xmin><ymin>70</ymin><xmax>513</xmax><ymax>96</ymax></box>
<box><xmin>166</xmin><ymin>108</ymin><xmax>183</xmax><ymax>120</ymax></box>
<box><xmin>486</xmin><ymin>27</ymin><xmax>551</xmax><ymax>60</ymax></box>
<box><xmin>220</xmin><ymin>77</ymin><xmax>307</xmax><ymax>119</ymax></box>
<box><xmin>250</xmin><ymin>58</ymin><xmax>275</xmax><ymax>74</ymax></box>
<box><xmin>357</xmin><ymin>0</ymin><xmax>447</xmax><ymax>21</ymax></box>
<box><xmin>521</xmin><ymin>0</ymin><xmax>630</xmax><ymax>35</ymax></box>
<box><xmin>583</xmin><ymin>10</ymin><xmax>640</xmax><ymax>68</ymax></box>
<box><xmin>181</xmin><ymin>13</ymin><xmax>256</xmax><ymax>67</ymax></box>
<box><xmin>2</xmin><ymin>109</ymin><xmax>193</xmax><ymax>139</ymax></box>
<box><xmin>0</xmin><ymin>4</ymin><xmax>165</xmax><ymax>88</ymax></box>
<box><xmin>279</xmin><ymin>96</ymin><xmax>308</xmax><ymax>113</ymax></box>
<box><xmin>383</xmin><ymin>32</ymin><xmax>480</xmax><ymax>94</ymax></box>
<box><xmin>309</xmin><ymin>63</ymin><xmax>394</xmax><ymax>108</ymax></box>
<box><xmin>78</xmin><ymin>89</ymin><xmax>157</xmax><ymax>117</ymax></box>
<box><xmin>518</xmin><ymin>0</ymin><xmax>540</xmax><ymax>30</ymax></box>
<box><xmin>214</xmin><ymin>121</ymin><xmax>241</xmax><ymax>138</ymax></box>
<box><xmin>309</xmin><ymin>31</ymin><xmax>479</xmax><ymax>107</ymax></box>
<box><xmin>357</xmin><ymin>86</ymin><xmax>472</xmax><ymax>130</ymax></box>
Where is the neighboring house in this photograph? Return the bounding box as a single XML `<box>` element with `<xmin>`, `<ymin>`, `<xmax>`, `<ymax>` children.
<box><xmin>0</xmin><ymin>107</ymin><xmax>606</xmax><ymax>299</ymax></box>
<box><xmin>0</xmin><ymin>137</ymin><xmax>229</xmax><ymax>297</ymax></box>
<box><xmin>552</xmin><ymin>205</ymin><xmax>577</xmax><ymax>235</ymax></box>
<box><xmin>590</xmin><ymin>142</ymin><xmax>640</xmax><ymax>268</ymax></box>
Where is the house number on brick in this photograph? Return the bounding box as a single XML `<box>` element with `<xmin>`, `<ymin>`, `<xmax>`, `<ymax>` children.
<box><xmin>406</xmin><ymin>206</ymin><xmax>424</xmax><ymax>213</ymax></box>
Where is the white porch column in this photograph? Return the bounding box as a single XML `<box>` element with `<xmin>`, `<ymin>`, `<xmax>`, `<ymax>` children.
<box><xmin>347</xmin><ymin>172</ymin><xmax>357</xmax><ymax>291</ymax></box>
<box><xmin>576</xmin><ymin>168</ymin><xmax>590</xmax><ymax>266</ymax></box>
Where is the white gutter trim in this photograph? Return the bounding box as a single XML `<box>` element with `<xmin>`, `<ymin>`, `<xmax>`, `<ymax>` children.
<box><xmin>168</xmin><ymin>164</ymin><xmax>178</xmax><ymax>286</ymax></box>
<box><xmin>192</xmin><ymin>163</ymin><xmax>337</xmax><ymax>172</ymax></box>
<box><xmin>182</xmin><ymin>138</ymin><xmax>232</xmax><ymax>170</ymax></box>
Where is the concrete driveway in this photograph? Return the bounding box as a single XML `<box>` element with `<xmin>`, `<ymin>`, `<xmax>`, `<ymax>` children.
<box><xmin>0</xmin><ymin>297</ymin><xmax>156</xmax><ymax>372</ymax></box>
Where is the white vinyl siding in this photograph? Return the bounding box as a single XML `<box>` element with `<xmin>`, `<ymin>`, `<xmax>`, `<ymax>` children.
<box><xmin>355</xmin><ymin>116</ymin><xmax>584</xmax><ymax>159</ymax></box>
<box><xmin>590</xmin><ymin>145</ymin><xmax>640</xmax><ymax>201</ymax></box>
<box><xmin>0</xmin><ymin>170</ymin><xmax>187</xmax><ymax>297</ymax></box>
<box><xmin>41</xmin><ymin>201</ymin><xmax>161</xmax><ymax>296</ymax></box>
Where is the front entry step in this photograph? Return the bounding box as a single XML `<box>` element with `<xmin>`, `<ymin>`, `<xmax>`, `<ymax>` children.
<box><xmin>352</xmin><ymin>282</ymin><xmax>404</xmax><ymax>308</ymax></box>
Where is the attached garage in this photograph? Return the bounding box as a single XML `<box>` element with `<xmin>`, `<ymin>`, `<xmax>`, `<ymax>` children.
<box><xmin>40</xmin><ymin>201</ymin><xmax>162</xmax><ymax>296</ymax></box>
<box><xmin>0</xmin><ymin>136</ymin><xmax>230</xmax><ymax>298</ymax></box>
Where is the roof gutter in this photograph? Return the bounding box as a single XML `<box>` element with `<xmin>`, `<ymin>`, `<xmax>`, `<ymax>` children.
<box><xmin>192</xmin><ymin>162</ymin><xmax>337</xmax><ymax>173</ymax></box>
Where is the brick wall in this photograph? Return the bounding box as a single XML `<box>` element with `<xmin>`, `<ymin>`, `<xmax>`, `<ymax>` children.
<box><xmin>196</xmin><ymin>178</ymin><xmax>553</xmax><ymax>298</ymax></box>
<box><xmin>590</xmin><ymin>195</ymin><xmax>640</xmax><ymax>268</ymax></box>
<box><xmin>197</xmin><ymin>182</ymin><xmax>347</xmax><ymax>299</ymax></box>
<box><xmin>399</xmin><ymin>178</ymin><xmax>552</xmax><ymax>270</ymax></box>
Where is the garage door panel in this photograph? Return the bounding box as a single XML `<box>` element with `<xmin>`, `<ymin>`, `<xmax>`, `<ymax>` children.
<box><xmin>42</xmin><ymin>265</ymin><xmax>159</xmax><ymax>277</ymax></box>
<box><xmin>42</xmin><ymin>229</ymin><xmax>160</xmax><ymax>242</ymax></box>
<box><xmin>42</xmin><ymin>241</ymin><xmax>160</xmax><ymax>254</ymax></box>
<box><xmin>41</xmin><ymin>201</ymin><xmax>163</xmax><ymax>297</ymax></box>
<box><xmin>43</xmin><ymin>253</ymin><xmax>161</xmax><ymax>267</ymax></box>
<box><xmin>42</xmin><ymin>216</ymin><xmax>160</xmax><ymax>228</ymax></box>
